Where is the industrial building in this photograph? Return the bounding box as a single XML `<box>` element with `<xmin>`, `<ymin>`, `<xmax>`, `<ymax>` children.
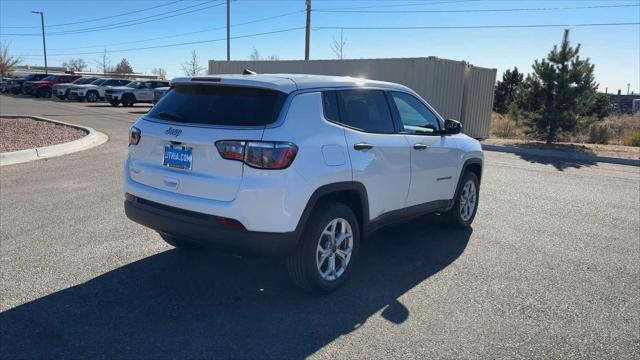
<box><xmin>208</xmin><ymin>57</ymin><xmax>497</xmax><ymax>139</ymax></box>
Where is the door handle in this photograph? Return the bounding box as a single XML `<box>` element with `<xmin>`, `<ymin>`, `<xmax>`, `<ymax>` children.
<box><xmin>353</xmin><ymin>142</ymin><xmax>373</xmax><ymax>151</ymax></box>
<box><xmin>413</xmin><ymin>143</ymin><xmax>428</xmax><ymax>150</ymax></box>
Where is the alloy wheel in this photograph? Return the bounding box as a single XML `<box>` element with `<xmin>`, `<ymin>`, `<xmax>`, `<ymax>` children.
<box><xmin>459</xmin><ymin>180</ymin><xmax>477</xmax><ymax>222</ymax></box>
<box><xmin>316</xmin><ymin>218</ymin><xmax>353</xmax><ymax>281</ymax></box>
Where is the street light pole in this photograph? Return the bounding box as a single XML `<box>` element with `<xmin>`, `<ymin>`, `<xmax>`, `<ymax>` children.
<box><xmin>31</xmin><ymin>11</ymin><xmax>48</xmax><ymax>74</ymax></box>
<box><xmin>226</xmin><ymin>0</ymin><xmax>230</xmax><ymax>61</ymax></box>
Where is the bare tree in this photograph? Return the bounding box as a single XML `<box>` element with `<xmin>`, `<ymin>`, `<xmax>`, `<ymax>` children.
<box><xmin>182</xmin><ymin>50</ymin><xmax>205</xmax><ymax>76</ymax></box>
<box><xmin>249</xmin><ymin>48</ymin><xmax>260</xmax><ymax>61</ymax></box>
<box><xmin>249</xmin><ymin>48</ymin><xmax>279</xmax><ymax>61</ymax></box>
<box><xmin>330</xmin><ymin>30</ymin><xmax>347</xmax><ymax>59</ymax></box>
<box><xmin>94</xmin><ymin>49</ymin><xmax>113</xmax><ymax>75</ymax></box>
<box><xmin>151</xmin><ymin>68</ymin><xmax>167</xmax><ymax>80</ymax></box>
<box><xmin>0</xmin><ymin>42</ymin><xmax>21</xmax><ymax>76</ymax></box>
<box><xmin>62</xmin><ymin>58</ymin><xmax>87</xmax><ymax>72</ymax></box>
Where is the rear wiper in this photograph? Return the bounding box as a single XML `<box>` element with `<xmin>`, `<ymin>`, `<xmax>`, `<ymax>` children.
<box><xmin>157</xmin><ymin>111</ymin><xmax>185</xmax><ymax>122</ymax></box>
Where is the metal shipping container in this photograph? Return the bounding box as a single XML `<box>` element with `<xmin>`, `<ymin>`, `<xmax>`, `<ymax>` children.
<box><xmin>209</xmin><ymin>57</ymin><xmax>496</xmax><ymax>138</ymax></box>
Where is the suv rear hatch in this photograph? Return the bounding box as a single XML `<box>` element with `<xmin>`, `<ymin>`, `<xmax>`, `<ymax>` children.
<box><xmin>128</xmin><ymin>81</ymin><xmax>292</xmax><ymax>202</ymax></box>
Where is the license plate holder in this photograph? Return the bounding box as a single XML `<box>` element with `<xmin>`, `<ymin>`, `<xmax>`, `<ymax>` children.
<box><xmin>163</xmin><ymin>144</ymin><xmax>192</xmax><ymax>170</ymax></box>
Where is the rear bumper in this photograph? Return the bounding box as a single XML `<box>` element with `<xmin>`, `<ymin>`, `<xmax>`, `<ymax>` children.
<box><xmin>124</xmin><ymin>197</ymin><xmax>299</xmax><ymax>256</ymax></box>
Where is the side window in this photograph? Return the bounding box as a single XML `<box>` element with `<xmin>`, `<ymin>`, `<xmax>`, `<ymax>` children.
<box><xmin>336</xmin><ymin>89</ymin><xmax>395</xmax><ymax>133</ymax></box>
<box><xmin>322</xmin><ymin>90</ymin><xmax>340</xmax><ymax>122</ymax></box>
<box><xmin>120</xmin><ymin>80</ymin><xmax>131</xmax><ymax>86</ymax></box>
<box><xmin>390</xmin><ymin>91</ymin><xmax>441</xmax><ymax>135</ymax></box>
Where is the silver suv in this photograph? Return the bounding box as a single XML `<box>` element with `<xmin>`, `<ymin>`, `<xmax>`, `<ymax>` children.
<box><xmin>106</xmin><ymin>80</ymin><xmax>170</xmax><ymax>107</ymax></box>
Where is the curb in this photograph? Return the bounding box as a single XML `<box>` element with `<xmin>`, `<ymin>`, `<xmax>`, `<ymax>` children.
<box><xmin>482</xmin><ymin>144</ymin><xmax>640</xmax><ymax>167</ymax></box>
<box><xmin>0</xmin><ymin>115</ymin><xmax>109</xmax><ymax>166</ymax></box>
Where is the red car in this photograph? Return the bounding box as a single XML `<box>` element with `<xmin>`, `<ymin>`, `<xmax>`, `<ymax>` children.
<box><xmin>28</xmin><ymin>74</ymin><xmax>82</xmax><ymax>98</ymax></box>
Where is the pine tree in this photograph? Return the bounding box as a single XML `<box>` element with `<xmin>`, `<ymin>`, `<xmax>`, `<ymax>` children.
<box><xmin>493</xmin><ymin>67</ymin><xmax>523</xmax><ymax>114</ymax></box>
<box><xmin>524</xmin><ymin>29</ymin><xmax>597</xmax><ymax>143</ymax></box>
<box><xmin>114</xmin><ymin>58</ymin><xmax>133</xmax><ymax>74</ymax></box>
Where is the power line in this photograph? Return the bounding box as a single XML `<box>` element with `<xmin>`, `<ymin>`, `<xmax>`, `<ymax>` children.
<box><xmin>17</xmin><ymin>27</ymin><xmax>306</xmax><ymax>57</ymax></box>
<box><xmin>12</xmin><ymin>9</ymin><xmax>305</xmax><ymax>52</ymax></box>
<box><xmin>314</xmin><ymin>3</ymin><xmax>640</xmax><ymax>13</ymax></box>
<box><xmin>1</xmin><ymin>1</ymin><xmax>223</xmax><ymax>36</ymax></box>
<box><xmin>0</xmin><ymin>0</ymin><xmax>184</xmax><ymax>29</ymax></box>
<box><xmin>314</xmin><ymin>0</ymin><xmax>477</xmax><ymax>11</ymax></box>
<box><xmin>315</xmin><ymin>22</ymin><xmax>640</xmax><ymax>30</ymax></box>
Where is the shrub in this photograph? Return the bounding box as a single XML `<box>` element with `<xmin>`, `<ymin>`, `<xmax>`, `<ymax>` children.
<box><xmin>491</xmin><ymin>113</ymin><xmax>524</xmax><ymax>139</ymax></box>
<box><xmin>623</xmin><ymin>131</ymin><xmax>640</xmax><ymax>147</ymax></box>
<box><xmin>588</xmin><ymin>124</ymin><xmax>611</xmax><ymax>144</ymax></box>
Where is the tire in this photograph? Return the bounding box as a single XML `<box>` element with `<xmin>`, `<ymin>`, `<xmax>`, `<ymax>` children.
<box><xmin>40</xmin><ymin>88</ymin><xmax>52</xmax><ymax>98</ymax></box>
<box><xmin>86</xmin><ymin>91</ymin><xmax>98</xmax><ymax>103</ymax></box>
<box><xmin>286</xmin><ymin>202</ymin><xmax>360</xmax><ymax>294</ymax></box>
<box><xmin>56</xmin><ymin>95</ymin><xmax>66</xmax><ymax>100</ymax></box>
<box><xmin>121</xmin><ymin>94</ymin><xmax>135</xmax><ymax>107</ymax></box>
<box><xmin>444</xmin><ymin>171</ymin><xmax>480</xmax><ymax>228</ymax></box>
<box><xmin>110</xmin><ymin>100</ymin><xmax>120</xmax><ymax>107</ymax></box>
<box><xmin>159</xmin><ymin>233</ymin><xmax>198</xmax><ymax>249</ymax></box>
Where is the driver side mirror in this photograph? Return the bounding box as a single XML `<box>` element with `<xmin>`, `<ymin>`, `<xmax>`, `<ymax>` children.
<box><xmin>443</xmin><ymin>119</ymin><xmax>462</xmax><ymax>135</ymax></box>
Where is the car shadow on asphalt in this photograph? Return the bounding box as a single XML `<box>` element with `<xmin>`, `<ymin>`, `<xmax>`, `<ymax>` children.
<box><xmin>0</xmin><ymin>215</ymin><xmax>471</xmax><ymax>359</ymax></box>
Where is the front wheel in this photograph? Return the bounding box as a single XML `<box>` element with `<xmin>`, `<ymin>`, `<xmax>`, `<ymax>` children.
<box><xmin>445</xmin><ymin>171</ymin><xmax>480</xmax><ymax>228</ymax></box>
<box><xmin>121</xmin><ymin>94</ymin><xmax>135</xmax><ymax>107</ymax></box>
<box><xmin>286</xmin><ymin>202</ymin><xmax>360</xmax><ymax>294</ymax></box>
<box><xmin>86</xmin><ymin>91</ymin><xmax>98</xmax><ymax>103</ymax></box>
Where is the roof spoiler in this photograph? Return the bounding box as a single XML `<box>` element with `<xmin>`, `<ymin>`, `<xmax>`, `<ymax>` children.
<box><xmin>242</xmin><ymin>68</ymin><xmax>257</xmax><ymax>75</ymax></box>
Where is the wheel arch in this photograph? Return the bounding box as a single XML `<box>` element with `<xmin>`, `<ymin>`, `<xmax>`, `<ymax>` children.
<box><xmin>294</xmin><ymin>182</ymin><xmax>369</xmax><ymax>238</ymax></box>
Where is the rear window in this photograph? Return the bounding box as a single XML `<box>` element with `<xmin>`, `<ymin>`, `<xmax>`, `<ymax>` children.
<box><xmin>148</xmin><ymin>85</ymin><xmax>288</xmax><ymax>126</ymax></box>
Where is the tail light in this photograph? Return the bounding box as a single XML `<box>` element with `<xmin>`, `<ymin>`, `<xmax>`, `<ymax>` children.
<box><xmin>215</xmin><ymin>140</ymin><xmax>297</xmax><ymax>169</ymax></box>
<box><xmin>129</xmin><ymin>126</ymin><xmax>141</xmax><ymax>146</ymax></box>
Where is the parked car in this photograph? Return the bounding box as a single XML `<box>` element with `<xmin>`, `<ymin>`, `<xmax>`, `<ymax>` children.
<box><xmin>27</xmin><ymin>74</ymin><xmax>82</xmax><ymax>98</ymax></box>
<box><xmin>152</xmin><ymin>86</ymin><xmax>170</xmax><ymax>104</ymax></box>
<box><xmin>106</xmin><ymin>80</ymin><xmax>170</xmax><ymax>107</ymax></box>
<box><xmin>53</xmin><ymin>76</ymin><xmax>99</xmax><ymax>100</ymax></box>
<box><xmin>0</xmin><ymin>77</ymin><xmax>13</xmax><ymax>93</ymax></box>
<box><xmin>9</xmin><ymin>73</ymin><xmax>48</xmax><ymax>95</ymax></box>
<box><xmin>124</xmin><ymin>74</ymin><xmax>484</xmax><ymax>293</ymax></box>
<box><xmin>69</xmin><ymin>78</ymin><xmax>131</xmax><ymax>102</ymax></box>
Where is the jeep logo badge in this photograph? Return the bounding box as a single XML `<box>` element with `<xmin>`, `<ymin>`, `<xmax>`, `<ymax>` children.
<box><xmin>165</xmin><ymin>127</ymin><xmax>182</xmax><ymax>137</ymax></box>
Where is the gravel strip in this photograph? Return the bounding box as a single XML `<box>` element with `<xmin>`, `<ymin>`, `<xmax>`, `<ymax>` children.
<box><xmin>0</xmin><ymin>117</ymin><xmax>87</xmax><ymax>153</ymax></box>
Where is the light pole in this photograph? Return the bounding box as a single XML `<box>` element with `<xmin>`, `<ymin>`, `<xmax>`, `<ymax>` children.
<box><xmin>31</xmin><ymin>11</ymin><xmax>48</xmax><ymax>74</ymax></box>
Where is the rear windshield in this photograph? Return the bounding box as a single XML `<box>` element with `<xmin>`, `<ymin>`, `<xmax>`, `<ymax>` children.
<box><xmin>148</xmin><ymin>84</ymin><xmax>288</xmax><ymax>126</ymax></box>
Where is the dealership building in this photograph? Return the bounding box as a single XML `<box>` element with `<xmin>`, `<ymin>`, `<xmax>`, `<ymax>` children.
<box><xmin>208</xmin><ymin>57</ymin><xmax>497</xmax><ymax>139</ymax></box>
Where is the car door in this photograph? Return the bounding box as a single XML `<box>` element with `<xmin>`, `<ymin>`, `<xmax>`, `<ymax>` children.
<box><xmin>388</xmin><ymin>91</ymin><xmax>459</xmax><ymax>206</ymax></box>
<box><xmin>328</xmin><ymin>89</ymin><xmax>411</xmax><ymax>220</ymax></box>
<box><xmin>137</xmin><ymin>82</ymin><xmax>154</xmax><ymax>101</ymax></box>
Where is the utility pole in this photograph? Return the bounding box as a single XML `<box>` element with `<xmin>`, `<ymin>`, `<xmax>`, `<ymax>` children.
<box><xmin>305</xmin><ymin>0</ymin><xmax>311</xmax><ymax>60</ymax></box>
<box><xmin>226</xmin><ymin>0</ymin><xmax>230</xmax><ymax>61</ymax></box>
<box><xmin>31</xmin><ymin>11</ymin><xmax>47</xmax><ymax>73</ymax></box>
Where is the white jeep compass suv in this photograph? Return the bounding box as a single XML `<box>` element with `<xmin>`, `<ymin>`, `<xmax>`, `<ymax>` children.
<box><xmin>124</xmin><ymin>74</ymin><xmax>483</xmax><ymax>293</ymax></box>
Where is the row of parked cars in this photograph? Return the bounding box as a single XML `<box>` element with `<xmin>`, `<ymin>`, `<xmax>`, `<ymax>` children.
<box><xmin>0</xmin><ymin>73</ymin><xmax>170</xmax><ymax>107</ymax></box>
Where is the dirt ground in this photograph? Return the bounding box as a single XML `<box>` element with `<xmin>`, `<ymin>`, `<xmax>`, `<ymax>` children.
<box><xmin>0</xmin><ymin>117</ymin><xmax>87</xmax><ymax>153</ymax></box>
<box><xmin>482</xmin><ymin>138</ymin><xmax>640</xmax><ymax>160</ymax></box>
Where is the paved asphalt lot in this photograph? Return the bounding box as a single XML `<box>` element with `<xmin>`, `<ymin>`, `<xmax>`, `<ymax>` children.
<box><xmin>1</xmin><ymin>94</ymin><xmax>639</xmax><ymax>359</ymax></box>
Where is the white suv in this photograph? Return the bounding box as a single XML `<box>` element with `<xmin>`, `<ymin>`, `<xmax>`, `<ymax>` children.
<box><xmin>124</xmin><ymin>74</ymin><xmax>483</xmax><ymax>293</ymax></box>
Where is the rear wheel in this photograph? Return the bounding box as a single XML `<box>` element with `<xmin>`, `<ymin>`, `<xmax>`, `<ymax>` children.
<box><xmin>40</xmin><ymin>88</ymin><xmax>52</xmax><ymax>98</ymax></box>
<box><xmin>86</xmin><ymin>90</ymin><xmax>98</xmax><ymax>103</ymax></box>
<box><xmin>286</xmin><ymin>202</ymin><xmax>360</xmax><ymax>293</ymax></box>
<box><xmin>121</xmin><ymin>94</ymin><xmax>135</xmax><ymax>107</ymax></box>
<box><xmin>445</xmin><ymin>171</ymin><xmax>479</xmax><ymax>228</ymax></box>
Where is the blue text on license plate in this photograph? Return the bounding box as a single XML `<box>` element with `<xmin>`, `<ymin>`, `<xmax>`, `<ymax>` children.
<box><xmin>163</xmin><ymin>145</ymin><xmax>192</xmax><ymax>169</ymax></box>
